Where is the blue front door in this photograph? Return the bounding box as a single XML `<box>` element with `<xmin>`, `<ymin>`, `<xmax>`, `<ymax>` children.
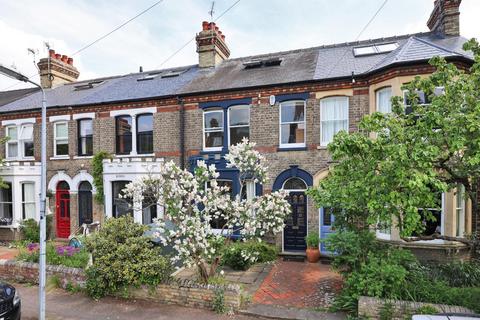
<box><xmin>319</xmin><ymin>207</ymin><xmax>336</xmax><ymax>254</ymax></box>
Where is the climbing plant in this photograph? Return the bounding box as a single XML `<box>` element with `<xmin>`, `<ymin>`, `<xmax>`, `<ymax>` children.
<box><xmin>91</xmin><ymin>151</ymin><xmax>112</xmax><ymax>204</ymax></box>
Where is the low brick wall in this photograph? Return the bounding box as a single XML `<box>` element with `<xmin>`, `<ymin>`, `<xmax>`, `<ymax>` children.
<box><xmin>126</xmin><ymin>279</ymin><xmax>241</xmax><ymax>310</ymax></box>
<box><xmin>0</xmin><ymin>259</ymin><xmax>86</xmax><ymax>289</ymax></box>
<box><xmin>358</xmin><ymin>296</ymin><xmax>474</xmax><ymax>320</ymax></box>
<box><xmin>0</xmin><ymin>259</ymin><xmax>241</xmax><ymax>310</ymax></box>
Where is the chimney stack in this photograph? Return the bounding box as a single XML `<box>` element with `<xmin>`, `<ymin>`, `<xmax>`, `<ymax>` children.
<box><xmin>37</xmin><ymin>49</ymin><xmax>80</xmax><ymax>89</ymax></box>
<box><xmin>195</xmin><ymin>21</ymin><xmax>230</xmax><ymax>68</ymax></box>
<box><xmin>427</xmin><ymin>0</ymin><xmax>462</xmax><ymax>36</ymax></box>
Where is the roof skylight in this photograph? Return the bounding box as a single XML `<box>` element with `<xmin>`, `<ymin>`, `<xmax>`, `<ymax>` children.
<box><xmin>74</xmin><ymin>80</ymin><xmax>104</xmax><ymax>91</ymax></box>
<box><xmin>243</xmin><ymin>57</ymin><xmax>282</xmax><ymax>69</ymax></box>
<box><xmin>353</xmin><ymin>42</ymin><xmax>399</xmax><ymax>57</ymax></box>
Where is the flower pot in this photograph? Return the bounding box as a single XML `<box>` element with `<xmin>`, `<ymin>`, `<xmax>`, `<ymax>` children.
<box><xmin>306</xmin><ymin>247</ymin><xmax>320</xmax><ymax>263</ymax></box>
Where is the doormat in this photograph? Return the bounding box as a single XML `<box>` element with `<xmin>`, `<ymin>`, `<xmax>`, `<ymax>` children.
<box><xmin>282</xmin><ymin>255</ymin><xmax>305</xmax><ymax>262</ymax></box>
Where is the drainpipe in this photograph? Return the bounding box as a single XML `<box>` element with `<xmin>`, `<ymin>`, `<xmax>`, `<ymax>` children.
<box><xmin>177</xmin><ymin>97</ymin><xmax>185</xmax><ymax>170</ymax></box>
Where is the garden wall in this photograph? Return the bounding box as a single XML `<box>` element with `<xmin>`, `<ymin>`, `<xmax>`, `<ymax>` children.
<box><xmin>358</xmin><ymin>296</ymin><xmax>475</xmax><ymax>320</ymax></box>
<box><xmin>0</xmin><ymin>259</ymin><xmax>241</xmax><ymax>310</ymax></box>
<box><xmin>0</xmin><ymin>259</ymin><xmax>85</xmax><ymax>289</ymax></box>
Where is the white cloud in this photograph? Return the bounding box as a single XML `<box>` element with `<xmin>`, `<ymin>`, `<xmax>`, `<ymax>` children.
<box><xmin>1</xmin><ymin>0</ymin><xmax>479</xmax><ymax>90</ymax></box>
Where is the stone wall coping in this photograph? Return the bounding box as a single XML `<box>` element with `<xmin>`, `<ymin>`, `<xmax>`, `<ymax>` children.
<box><xmin>358</xmin><ymin>296</ymin><xmax>475</xmax><ymax>319</ymax></box>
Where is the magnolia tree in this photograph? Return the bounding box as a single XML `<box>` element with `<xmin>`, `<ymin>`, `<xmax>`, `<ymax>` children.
<box><xmin>122</xmin><ymin>138</ymin><xmax>290</xmax><ymax>282</ymax></box>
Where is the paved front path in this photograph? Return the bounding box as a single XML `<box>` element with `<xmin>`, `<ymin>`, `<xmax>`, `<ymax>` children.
<box><xmin>253</xmin><ymin>259</ymin><xmax>343</xmax><ymax>309</ymax></box>
<box><xmin>0</xmin><ymin>246</ymin><xmax>19</xmax><ymax>260</ymax></box>
<box><xmin>14</xmin><ymin>283</ymin><xmax>258</xmax><ymax>320</ymax></box>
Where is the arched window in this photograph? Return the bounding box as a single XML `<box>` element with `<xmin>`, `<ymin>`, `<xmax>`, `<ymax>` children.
<box><xmin>283</xmin><ymin>177</ymin><xmax>307</xmax><ymax>190</ymax></box>
<box><xmin>78</xmin><ymin>181</ymin><xmax>93</xmax><ymax>225</ymax></box>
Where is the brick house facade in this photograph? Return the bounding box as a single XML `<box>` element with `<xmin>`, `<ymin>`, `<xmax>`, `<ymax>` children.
<box><xmin>0</xmin><ymin>0</ymin><xmax>476</xmax><ymax>257</ymax></box>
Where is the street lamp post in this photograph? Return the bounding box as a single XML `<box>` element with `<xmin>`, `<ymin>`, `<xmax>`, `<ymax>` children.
<box><xmin>0</xmin><ymin>64</ymin><xmax>47</xmax><ymax>320</ymax></box>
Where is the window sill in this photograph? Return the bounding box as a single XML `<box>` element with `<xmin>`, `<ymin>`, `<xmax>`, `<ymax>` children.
<box><xmin>114</xmin><ymin>153</ymin><xmax>156</xmax><ymax>158</ymax></box>
<box><xmin>50</xmin><ymin>156</ymin><xmax>70</xmax><ymax>160</ymax></box>
<box><xmin>277</xmin><ymin>146</ymin><xmax>307</xmax><ymax>152</ymax></box>
<box><xmin>0</xmin><ymin>225</ymin><xmax>18</xmax><ymax>229</ymax></box>
<box><xmin>4</xmin><ymin>157</ymin><xmax>35</xmax><ymax>162</ymax></box>
<box><xmin>317</xmin><ymin>146</ymin><xmax>328</xmax><ymax>150</ymax></box>
<box><xmin>73</xmin><ymin>155</ymin><xmax>94</xmax><ymax>160</ymax></box>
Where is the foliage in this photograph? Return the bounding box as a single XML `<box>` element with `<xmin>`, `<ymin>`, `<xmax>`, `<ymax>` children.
<box><xmin>419</xmin><ymin>259</ymin><xmax>480</xmax><ymax>287</ymax></box>
<box><xmin>308</xmin><ymin>39</ymin><xmax>480</xmax><ymax>238</ymax></box>
<box><xmin>379</xmin><ymin>302</ymin><xmax>394</xmax><ymax>320</ymax></box>
<box><xmin>327</xmin><ymin>231</ymin><xmax>480</xmax><ymax>314</ymax></box>
<box><xmin>122</xmin><ymin>139</ymin><xmax>289</xmax><ymax>282</ymax></box>
<box><xmin>19</xmin><ymin>217</ymin><xmax>54</xmax><ymax>243</ymax></box>
<box><xmin>84</xmin><ymin>216</ymin><xmax>172</xmax><ymax>299</ymax></box>
<box><xmin>221</xmin><ymin>240</ymin><xmax>277</xmax><ymax>270</ymax></box>
<box><xmin>212</xmin><ymin>288</ymin><xmax>227</xmax><ymax>314</ymax></box>
<box><xmin>416</xmin><ymin>305</ymin><xmax>439</xmax><ymax>315</ymax></box>
<box><xmin>91</xmin><ymin>151</ymin><xmax>112</xmax><ymax>204</ymax></box>
<box><xmin>305</xmin><ymin>231</ymin><xmax>320</xmax><ymax>248</ymax></box>
<box><xmin>16</xmin><ymin>242</ymin><xmax>89</xmax><ymax>268</ymax></box>
<box><xmin>19</xmin><ymin>219</ymin><xmax>40</xmax><ymax>243</ymax></box>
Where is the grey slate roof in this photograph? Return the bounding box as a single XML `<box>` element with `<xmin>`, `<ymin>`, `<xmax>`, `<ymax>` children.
<box><xmin>0</xmin><ymin>32</ymin><xmax>473</xmax><ymax>114</ymax></box>
<box><xmin>0</xmin><ymin>87</ymin><xmax>40</xmax><ymax>107</ymax></box>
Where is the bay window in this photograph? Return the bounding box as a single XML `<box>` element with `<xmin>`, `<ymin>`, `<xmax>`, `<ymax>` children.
<box><xmin>279</xmin><ymin>100</ymin><xmax>306</xmax><ymax>148</ymax></box>
<box><xmin>21</xmin><ymin>183</ymin><xmax>36</xmax><ymax>220</ymax></box>
<box><xmin>228</xmin><ymin>105</ymin><xmax>250</xmax><ymax>145</ymax></box>
<box><xmin>136</xmin><ymin>114</ymin><xmax>153</xmax><ymax>154</ymax></box>
<box><xmin>0</xmin><ymin>182</ymin><xmax>13</xmax><ymax>225</ymax></box>
<box><xmin>456</xmin><ymin>184</ymin><xmax>466</xmax><ymax>237</ymax></box>
<box><xmin>112</xmin><ymin>181</ymin><xmax>133</xmax><ymax>218</ymax></box>
<box><xmin>203</xmin><ymin>110</ymin><xmax>224</xmax><ymax>151</ymax></box>
<box><xmin>376</xmin><ymin>87</ymin><xmax>392</xmax><ymax>113</ymax></box>
<box><xmin>54</xmin><ymin>121</ymin><xmax>69</xmax><ymax>157</ymax></box>
<box><xmin>320</xmin><ymin>96</ymin><xmax>349</xmax><ymax>146</ymax></box>
<box><xmin>115</xmin><ymin>116</ymin><xmax>132</xmax><ymax>155</ymax></box>
<box><xmin>77</xmin><ymin>119</ymin><xmax>93</xmax><ymax>156</ymax></box>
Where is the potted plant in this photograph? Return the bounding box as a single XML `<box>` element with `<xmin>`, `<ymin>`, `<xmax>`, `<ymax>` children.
<box><xmin>305</xmin><ymin>232</ymin><xmax>320</xmax><ymax>263</ymax></box>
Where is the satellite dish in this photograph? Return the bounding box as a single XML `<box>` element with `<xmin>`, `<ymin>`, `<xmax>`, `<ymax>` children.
<box><xmin>269</xmin><ymin>95</ymin><xmax>275</xmax><ymax>106</ymax></box>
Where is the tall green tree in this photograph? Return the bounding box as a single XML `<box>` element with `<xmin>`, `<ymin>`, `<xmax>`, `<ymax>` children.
<box><xmin>309</xmin><ymin>39</ymin><xmax>480</xmax><ymax>243</ymax></box>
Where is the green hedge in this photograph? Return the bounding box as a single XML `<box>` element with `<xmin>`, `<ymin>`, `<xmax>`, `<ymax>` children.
<box><xmin>221</xmin><ymin>240</ymin><xmax>277</xmax><ymax>270</ymax></box>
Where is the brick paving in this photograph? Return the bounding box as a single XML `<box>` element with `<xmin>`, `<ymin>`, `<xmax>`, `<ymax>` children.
<box><xmin>253</xmin><ymin>259</ymin><xmax>343</xmax><ymax>309</ymax></box>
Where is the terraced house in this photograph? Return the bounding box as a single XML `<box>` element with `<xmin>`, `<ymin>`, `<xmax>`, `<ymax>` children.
<box><xmin>0</xmin><ymin>0</ymin><xmax>475</xmax><ymax>259</ymax></box>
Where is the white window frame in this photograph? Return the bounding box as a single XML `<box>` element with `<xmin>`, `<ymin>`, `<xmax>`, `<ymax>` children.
<box><xmin>5</xmin><ymin>126</ymin><xmax>19</xmax><ymax>159</ymax></box>
<box><xmin>203</xmin><ymin>109</ymin><xmax>224</xmax><ymax>152</ymax></box>
<box><xmin>376</xmin><ymin>87</ymin><xmax>393</xmax><ymax>114</ymax></box>
<box><xmin>227</xmin><ymin>105</ymin><xmax>250</xmax><ymax>146</ymax></box>
<box><xmin>320</xmin><ymin>96</ymin><xmax>349</xmax><ymax>147</ymax></box>
<box><xmin>21</xmin><ymin>182</ymin><xmax>36</xmax><ymax>220</ymax></box>
<box><xmin>53</xmin><ymin>121</ymin><xmax>69</xmax><ymax>158</ymax></box>
<box><xmin>456</xmin><ymin>184</ymin><xmax>466</xmax><ymax>237</ymax></box>
<box><xmin>279</xmin><ymin>100</ymin><xmax>306</xmax><ymax>149</ymax></box>
<box><xmin>0</xmin><ymin>181</ymin><xmax>13</xmax><ymax>225</ymax></box>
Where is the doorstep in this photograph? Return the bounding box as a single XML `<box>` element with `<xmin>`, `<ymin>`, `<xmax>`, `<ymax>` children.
<box><xmin>239</xmin><ymin>304</ymin><xmax>346</xmax><ymax>320</ymax></box>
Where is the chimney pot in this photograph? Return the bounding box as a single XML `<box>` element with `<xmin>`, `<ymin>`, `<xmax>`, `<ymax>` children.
<box><xmin>202</xmin><ymin>21</ymin><xmax>209</xmax><ymax>31</ymax></box>
<box><xmin>67</xmin><ymin>57</ymin><xmax>73</xmax><ymax>65</ymax></box>
<box><xmin>49</xmin><ymin>49</ymin><xmax>56</xmax><ymax>58</ymax></box>
<box><xmin>61</xmin><ymin>55</ymin><xmax>68</xmax><ymax>63</ymax></box>
<box><xmin>55</xmin><ymin>53</ymin><xmax>61</xmax><ymax>60</ymax></box>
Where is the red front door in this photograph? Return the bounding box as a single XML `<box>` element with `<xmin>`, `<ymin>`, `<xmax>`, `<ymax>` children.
<box><xmin>56</xmin><ymin>181</ymin><xmax>71</xmax><ymax>238</ymax></box>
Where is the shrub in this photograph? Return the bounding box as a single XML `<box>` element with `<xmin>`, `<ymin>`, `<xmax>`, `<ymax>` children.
<box><xmin>91</xmin><ymin>151</ymin><xmax>112</xmax><ymax>204</ymax></box>
<box><xmin>16</xmin><ymin>242</ymin><xmax>89</xmax><ymax>268</ymax></box>
<box><xmin>221</xmin><ymin>240</ymin><xmax>277</xmax><ymax>270</ymax></box>
<box><xmin>84</xmin><ymin>216</ymin><xmax>172</xmax><ymax>299</ymax></box>
<box><xmin>19</xmin><ymin>219</ymin><xmax>40</xmax><ymax>243</ymax></box>
<box><xmin>421</xmin><ymin>260</ymin><xmax>480</xmax><ymax>287</ymax></box>
<box><xmin>212</xmin><ymin>288</ymin><xmax>226</xmax><ymax>314</ymax></box>
<box><xmin>305</xmin><ymin>232</ymin><xmax>320</xmax><ymax>248</ymax></box>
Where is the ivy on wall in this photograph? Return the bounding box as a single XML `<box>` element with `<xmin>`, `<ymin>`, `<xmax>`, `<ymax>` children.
<box><xmin>91</xmin><ymin>151</ymin><xmax>112</xmax><ymax>204</ymax></box>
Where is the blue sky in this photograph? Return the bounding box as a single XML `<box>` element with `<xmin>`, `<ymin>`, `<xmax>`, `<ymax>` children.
<box><xmin>0</xmin><ymin>0</ymin><xmax>479</xmax><ymax>90</ymax></box>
